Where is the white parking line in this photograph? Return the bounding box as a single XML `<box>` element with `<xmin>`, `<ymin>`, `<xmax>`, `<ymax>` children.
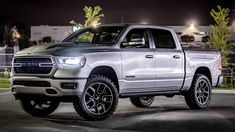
<box><xmin>0</xmin><ymin>91</ymin><xmax>11</xmax><ymax>96</ymax></box>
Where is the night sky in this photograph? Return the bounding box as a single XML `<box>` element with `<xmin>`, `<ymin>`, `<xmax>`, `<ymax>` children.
<box><xmin>0</xmin><ymin>0</ymin><xmax>234</xmax><ymax>26</ymax></box>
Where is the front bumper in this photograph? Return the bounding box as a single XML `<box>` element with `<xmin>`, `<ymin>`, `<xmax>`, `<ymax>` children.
<box><xmin>11</xmin><ymin>76</ymin><xmax>87</xmax><ymax>98</ymax></box>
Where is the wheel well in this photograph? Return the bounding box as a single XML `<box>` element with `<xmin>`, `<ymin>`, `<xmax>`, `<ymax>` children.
<box><xmin>194</xmin><ymin>67</ymin><xmax>212</xmax><ymax>83</ymax></box>
<box><xmin>88</xmin><ymin>66</ymin><xmax>119</xmax><ymax>93</ymax></box>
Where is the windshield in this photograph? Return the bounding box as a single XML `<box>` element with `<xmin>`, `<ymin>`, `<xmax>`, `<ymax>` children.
<box><xmin>63</xmin><ymin>26</ymin><xmax>125</xmax><ymax>44</ymax></box>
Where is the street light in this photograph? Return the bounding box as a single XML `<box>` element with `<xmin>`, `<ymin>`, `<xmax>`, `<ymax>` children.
<box><xmin>189</xmin><ymin>23</ymin><xmax>195</xmax><ymax>30</ymax></box>
<box><xmin>141</xmin><ymin>22</ymin><xmax>147</xmax><ymax>24</ymax></box>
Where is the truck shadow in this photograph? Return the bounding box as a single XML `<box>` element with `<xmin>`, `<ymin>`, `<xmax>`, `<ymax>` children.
<box><xmin>43</xmin><ymin>106</ymin><xmax>235</xmax><ymax>132</ymax></box>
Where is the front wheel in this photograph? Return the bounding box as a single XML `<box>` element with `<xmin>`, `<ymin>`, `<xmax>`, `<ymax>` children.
<box><xmin>73</xmin><ymin>75</ymin><xmax>118</xmax><ymax>121</ymax></box>
<box><xmin>185</xmin><ymin>74</ymin><xmax>212</xmax><ymax>109</ymax></box>
<box><xmin>20</xmin><ymin>98</ymin><xmax>60</xmax><ymax>117</ymax></box>
<box><xmin>130</xmin><ymin>96</ymin><xmax>155</xmax><ymax>108</ymax></box>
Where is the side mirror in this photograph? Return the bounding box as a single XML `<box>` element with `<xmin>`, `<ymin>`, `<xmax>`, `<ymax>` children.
<box><xmin>122</xmin><ymin>38</ymin><xmax>145</xmax><ymax>47</ymax></box>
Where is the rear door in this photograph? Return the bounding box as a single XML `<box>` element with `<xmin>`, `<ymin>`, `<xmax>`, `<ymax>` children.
<box><xmin>120</xmin><ymin>28</ymin><xmax>156</xmax><ymax>93</ymax></box>
<box><xmin>150</xmin><ymin>28</ymin><xmax>184</xmax><ymax>91</ymax></box>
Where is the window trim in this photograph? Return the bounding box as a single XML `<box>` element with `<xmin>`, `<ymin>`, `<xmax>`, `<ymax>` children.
<box><xmin>120</xmin><ymin>28</ymin><xmax>152</xmax><ymax>49</ymax></box>
<box><xmin>63</xmin><ymin>26</ymin><xmax>126</xmax><ymax>45</ymax></box>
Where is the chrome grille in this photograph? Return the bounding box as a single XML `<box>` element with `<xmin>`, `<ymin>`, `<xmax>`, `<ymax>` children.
<box><xmin>13</xmin><ymin>57</ymin><xmax>53</xmax><ymax>74</ymax></box>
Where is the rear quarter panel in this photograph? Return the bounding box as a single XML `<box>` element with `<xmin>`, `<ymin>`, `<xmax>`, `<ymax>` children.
<box><xmin>182</xmin><ymin>50</ymin><xmax>221</xmax><ymax>91</ymax></box>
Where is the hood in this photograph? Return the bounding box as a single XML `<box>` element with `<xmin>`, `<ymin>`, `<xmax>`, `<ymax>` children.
<box><xmin>15</xmin><ymin>42</ymin><xmax>111</xmax><ymax>57</ymax></box>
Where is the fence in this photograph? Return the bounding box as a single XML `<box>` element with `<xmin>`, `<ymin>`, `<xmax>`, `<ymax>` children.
<box><xmin>0</xmin><ymin>46</ymin><xmax>15</xmax><ymax>73</ymax></box>
<box><xmin>222</xmin><ymin>63</ymin><xmax>235</xmax><ymax>88</ymax></box>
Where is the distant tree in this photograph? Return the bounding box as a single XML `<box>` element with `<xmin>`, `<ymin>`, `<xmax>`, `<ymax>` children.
<box><xmin>209</xmin><ymin>5</ymin><xmax>231</xmax><ymax>65</ymax></box>
<box><xmin>70</xmin><ymin>6</ymin><xmax>104</xmax><ymax>29</ymax></box>
<box><xmin>10</xmin><ymin>23</ymin><xmax>30</xmax><ymax>50</ymax></box>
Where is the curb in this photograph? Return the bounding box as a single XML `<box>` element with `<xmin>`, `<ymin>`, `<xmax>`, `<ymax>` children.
<box><xmin>212</xmin><ymin>89</ymin><xmax>235</xmax><ymax>94</ymax></box>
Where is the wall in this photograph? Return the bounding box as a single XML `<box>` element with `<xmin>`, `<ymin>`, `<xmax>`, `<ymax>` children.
<box><xmin>30</xmin><ymin>26</ymin><xmax>73</xmax><ymax>42</ymax></box>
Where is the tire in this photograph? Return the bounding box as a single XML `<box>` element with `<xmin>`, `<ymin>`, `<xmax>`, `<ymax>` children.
<box><xmin>73</xmin><ymin>75</ymin><xmax>118</xmax><ymax>121</ymax></box>
<box><xmin>20</xmin><ymin>98</ymin><xmax>60</xmax><ymax>117</ymax></box>
<box><xmin>130</xmin><ymin>96</ymin><xmax>155</xmax><ymax>108</ymax></box>
<box><xmin>185</xmin><ymin>74</ymin><xmax>212</xmax><ymax>110</ymax></box>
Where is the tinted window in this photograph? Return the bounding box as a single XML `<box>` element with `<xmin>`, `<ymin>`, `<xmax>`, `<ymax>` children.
<box><xmin>151</xmin><ymin>29</ymin><xmax>176</xmax><ymax>49</ymax></box>
<box><xmin>121</xmin><ymin>29</ymin><xmax>149</xmax><ymax>48</ymax></box>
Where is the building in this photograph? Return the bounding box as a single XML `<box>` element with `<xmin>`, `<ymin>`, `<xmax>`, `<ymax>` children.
<box><xmin>30</xmin><ymin>26</ymin><xmax>73</xmax><ymax>43</ymax></box>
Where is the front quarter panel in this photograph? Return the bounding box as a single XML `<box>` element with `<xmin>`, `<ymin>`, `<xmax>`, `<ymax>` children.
<box><xmin>84</xmin><ymin>51</ymin><xmax>122</xmax><ymax>79</ymax></box>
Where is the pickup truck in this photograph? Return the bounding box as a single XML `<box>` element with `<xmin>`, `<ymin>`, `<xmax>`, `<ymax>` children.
<box><xmin>11</xmin><ymin>24</ymin><xmax>223</xmax><ymax>120</ymax></box>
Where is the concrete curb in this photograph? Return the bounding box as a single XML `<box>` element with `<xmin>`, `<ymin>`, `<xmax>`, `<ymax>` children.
<box><xmin>212</xmin><ymin>89</ymin><xmax>235</xmax><ymax>94</ymax></box>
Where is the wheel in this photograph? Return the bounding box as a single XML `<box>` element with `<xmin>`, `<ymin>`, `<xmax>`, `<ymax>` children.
<box><xmin>20</xmin><ymin>98</ymin><xmax>60</xmax><ymax>117</ymax></box>
<box><xmin>130</xmin><ymin>96</ymin><xmax>155</xmax><ymax>108</ymax></box>
<box><xmin>185</xmin><ymin>74</ymin><xmax>212</xmax><ymax>109</ymax></box>
<box><xmin>73</xmin><ymin>75</ymin><xmax>118</xmax><ymax>121</ymax></box>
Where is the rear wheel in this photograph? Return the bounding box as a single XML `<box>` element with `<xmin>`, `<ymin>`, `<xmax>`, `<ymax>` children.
<box><xmin>20</xmin><ymin>98</ymin><xmax>59</xmax><ymax>117</ymax></box>
<box><xmin>185</xmin><ymin>74</ymin><xmax>212</xmax><ymax>109</ymax></box>
<box><xmin>130</xmin><ymin>96</ymin><xmax>155</xmax><ymax>108</ymax></box>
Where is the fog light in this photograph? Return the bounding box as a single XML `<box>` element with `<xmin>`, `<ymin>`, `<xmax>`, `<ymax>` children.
<box><xmin>61</xmin><ymin>82</ymin><xmax>78</xmax><ymax>89</ymax></box>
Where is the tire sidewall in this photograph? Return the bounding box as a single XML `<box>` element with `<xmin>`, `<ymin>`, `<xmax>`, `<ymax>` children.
<box><xmin>20</xmin><ymin>98</ymin><xmax>59</xmax><ymax>116</ymax></box>
<box><xmin>139</xmin><ymin>96</ymin><xmax>154</xmax><ymax>106</ymax></box>
<box><xmin>79</xmin><ymin>76</ymin><xmax>118</xmax><ymax>119</ymax></box>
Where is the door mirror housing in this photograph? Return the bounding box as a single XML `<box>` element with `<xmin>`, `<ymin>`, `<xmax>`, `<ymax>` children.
<box><xmin>122</xmin><ymin>37</ymin><xmax>146</xmax><ymax>47</ymax></box>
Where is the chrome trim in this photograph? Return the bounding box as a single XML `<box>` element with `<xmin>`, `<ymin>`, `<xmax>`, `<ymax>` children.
<box><xmin>13</xmin><ymin>63</ymin><xmax>22</xmax><ymax>67</ymax></box>
<box><xmin>12</xmin><ymin>56</ymin><xmax>57</xmax><ymax>77</ymax></box>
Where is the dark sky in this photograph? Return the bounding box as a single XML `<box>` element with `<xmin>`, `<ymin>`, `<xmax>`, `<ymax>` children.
<box><xmin>0</xmin><ymin>0</ymin><xmax>234</xmax><ymax>26</ymax></box>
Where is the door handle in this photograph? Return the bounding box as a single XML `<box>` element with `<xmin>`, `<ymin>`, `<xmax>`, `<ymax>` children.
<box><xmin>145</xmin><ymin>55</ymin><xmax>154</xmax><ymax>58</ymax></box>
<box><xmin>173</xmin><ymin>55</ymin><xmax>180</xmax><ymax>59</ymax></box>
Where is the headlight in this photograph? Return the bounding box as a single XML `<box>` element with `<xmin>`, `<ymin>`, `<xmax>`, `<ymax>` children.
<box><xmin>57</xmin><ymin>56</ymin><xmax>86</xmax><ymax>69</ymax></box>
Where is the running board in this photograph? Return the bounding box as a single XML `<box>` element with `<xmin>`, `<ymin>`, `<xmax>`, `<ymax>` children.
<box><xmin>119</xmin><ymin>90</ymin><xmax>181</xmax><ymax>98</ymax></box>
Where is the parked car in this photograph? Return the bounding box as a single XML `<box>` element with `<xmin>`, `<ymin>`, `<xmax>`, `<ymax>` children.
<box><xmin>201</xmin><ymin>35</ymin><xmax>210</xmax><ymax>43</ymax></box>
<box><xmin>11</xmin><ymin>24</ymin><xmax>223</xmax><ymax>120</ymax></box>
<box><xmin>180</xmin><ymin>34</ymin><xmax>195</xmax><ymax>43</ymax></box>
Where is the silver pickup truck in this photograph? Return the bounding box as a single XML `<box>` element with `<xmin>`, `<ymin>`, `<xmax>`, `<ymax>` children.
<box><xmin>11</xmin><ymin>24</ymin><xmax>223</xmax><ymax>120</ymax></box>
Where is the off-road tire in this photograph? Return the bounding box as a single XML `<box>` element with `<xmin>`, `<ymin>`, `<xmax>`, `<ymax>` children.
<box><xmin>130</xmin><ymin>96</ymin><xmax>155</xmax><ymax>108</ymax></box>
<box><xmin>73</xmin><ymin>75</ymin><xmax>118</xmax><ymax>121</ymax></box>
<box><xmin>20</xmin><ymin>98</ymin><xmax>60</xmax><ymax>117</ymax></box>
<box><xmin>185</xmin><ymin>74</ymin><xmax>212</xmax><ymax>109</ymax></box>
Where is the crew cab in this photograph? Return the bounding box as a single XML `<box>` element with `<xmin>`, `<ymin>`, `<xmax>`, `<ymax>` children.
<box><xmin>11</xmin><ymin>24</ymin><xmax>223</xmax><ymax>120</ymax></box>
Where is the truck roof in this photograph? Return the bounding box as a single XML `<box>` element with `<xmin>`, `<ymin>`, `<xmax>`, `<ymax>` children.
<box><xmin>96</xmin><ymin>23</ymin><xmax>173</xmax><ymax>30</ymax></box>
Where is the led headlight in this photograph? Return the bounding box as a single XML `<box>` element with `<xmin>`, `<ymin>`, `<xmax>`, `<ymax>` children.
<box><xmin>57</xmin><ymin>56</ymin><xmax>86</xmax><ymax>69</ymax></box>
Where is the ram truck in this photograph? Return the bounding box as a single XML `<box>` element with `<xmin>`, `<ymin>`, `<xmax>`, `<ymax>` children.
<box><xmin>11</xmin><ymin>24</ymin><xmax>223</xmax><ymax>120</ymax></box>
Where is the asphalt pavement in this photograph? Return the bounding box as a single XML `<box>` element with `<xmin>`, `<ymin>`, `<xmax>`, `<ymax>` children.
<box><xmin>0</xmin><ymin>89</ymin><xmax>235</xmax><ymax>132</ymax></box>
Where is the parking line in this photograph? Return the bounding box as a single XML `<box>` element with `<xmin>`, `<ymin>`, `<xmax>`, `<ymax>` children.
<box><xmin>0</xmin><ymin>91</ymin><xmax>11</xmax><ymax>96</ymax></box>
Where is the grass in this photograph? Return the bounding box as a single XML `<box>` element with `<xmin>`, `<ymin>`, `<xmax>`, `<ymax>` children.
<box><xmin>0</xmin><ymin>78</ymin><xmax>10</xmax><ymax>88</ymax></box>
<box><xmin>219</xmin><ymin>84</ymin><xmax>235</xmax><ymax>90</ymax></box>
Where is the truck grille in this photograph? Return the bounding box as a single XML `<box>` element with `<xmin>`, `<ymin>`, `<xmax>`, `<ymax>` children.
<box><xmin>13</xmin><ymin>58</ymin><xmax>53</xmax><ymax>74</ymax></box>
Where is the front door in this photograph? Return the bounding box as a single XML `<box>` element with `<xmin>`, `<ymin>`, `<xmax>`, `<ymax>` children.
<box><xmin>120</xmin><ymin>28</ymin><xmax>156</xmax><ymax>93</ymax></box>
